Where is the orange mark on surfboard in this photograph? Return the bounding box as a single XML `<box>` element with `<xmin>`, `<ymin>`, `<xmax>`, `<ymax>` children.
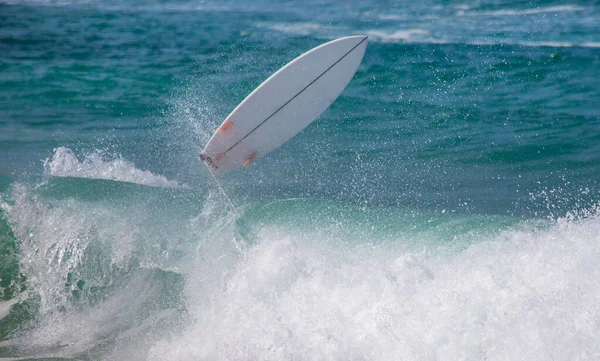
<box><xmin>217</xmin><ymin>120</ymin><xmax>233</xmax><ymax>133</ymax></box>
<box><xmin>243</xmin><ymin>152</ymin><xmax>257</xmax><ymax>167</ymax></box>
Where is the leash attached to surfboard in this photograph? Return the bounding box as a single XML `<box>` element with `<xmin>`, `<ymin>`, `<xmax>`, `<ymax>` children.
<box><xmin>206</xmin><ymin>169</ymin><xmax>240</xmax><ymax>216</ymax></box>
<box><xmin>199</xmin><ymin>35</ymin><xmax>368</xmax><ymax>177</ymax></box>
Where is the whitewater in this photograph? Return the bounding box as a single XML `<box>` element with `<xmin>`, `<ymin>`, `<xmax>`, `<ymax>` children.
<box><xmin>2</xmin><ymin>152</ymin><xmax>600</xmax><ymax>359</ymax></box>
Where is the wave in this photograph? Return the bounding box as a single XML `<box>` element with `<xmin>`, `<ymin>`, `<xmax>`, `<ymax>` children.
<box><xmin>365</xmin><ymin>29</ymin><xmax>600</xmax><ymax>48</ymax></box>
<box><xmin>461</xmin><ymin>5</ymin><xmax>585</xmax><ymax>17</ymax></box>
<box><xmin>0</xmin><ymin>177</ymin><xmax>234</xmax><ymax>359</ymax></box>
<box><xmin>257</xmin><ymin>22</ymin><xmax>335</xmax><ymax>36</ymax></box>
<box><xmin>258</xmin><ymin>22</ymin><xmax>599</xmax><ymax>49</ymax></box>
<box><xmin>511</xmin><ymin>41</ymin><xmax>600</xmax><ymax>48</ymax></box>
<box><xmin>43</xmin><ymin>147</ymin><xmax>185</xmax><ymax>188</ymax></box>
<box><xmin>447</xmin><ymin>39</ymin><xmax>600</xmax><ymax>48</ymax></box>
<box><xmin>366</xmin><ymin>29</ymin><xmax>430</xmax><ymax>43</ymax></box>
<box><xmin>145</xmin><ymin>211</ymin><xmax>600</xmax><ymax>360</ymax></box>
<box><xmin>3</xmin><ymin>175</ymin><xmax>600</xmax><ymax>360</ymax></box>
<box><xmin>0</xmin><ymin>298</ymin><xmax>18</xmax><ymax>321</ymax></box>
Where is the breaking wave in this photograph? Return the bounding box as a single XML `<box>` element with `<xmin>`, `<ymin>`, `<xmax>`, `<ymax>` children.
<box><xmin>43</xmin><ymin>147</ymin><xmax>185</xmax><ymax>188</ymax></box>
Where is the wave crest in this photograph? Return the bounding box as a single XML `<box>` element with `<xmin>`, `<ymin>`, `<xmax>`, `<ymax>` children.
<box><xmin>462</xmin><ymin>5</ymin><xmax>584</xmax><ymax>17</ymax></box>
<box><xmin>43</xmin><ymin>147</ymin><xmax>184</xmax><ymax>188</ymax></box>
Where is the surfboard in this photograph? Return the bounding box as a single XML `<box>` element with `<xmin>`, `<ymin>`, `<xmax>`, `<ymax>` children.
<box><xmin>200</xmin><ymin>35</ymin><xmax>368</xmax><ymax>175</ymax></box>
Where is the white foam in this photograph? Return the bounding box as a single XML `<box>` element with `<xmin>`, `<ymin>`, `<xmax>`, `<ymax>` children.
<box><xmin>258</xmin><ymin>22</ymin><xmax>334</xmax><ymax>36</ymax></box>
<box><xmin>0</xmin><ymin>293</ymin><xmax>27</xmax><ymax>321</ymax></box>
<box><xmin>448</xmin><ymin>39</ymin><xmax>600</xmax><ymax>48</ymax></box>
<box><xmin>365</xmin><ymin>29</ymin><xmax>600</xmax><ymax>48</ymax></box>
<box><xmin>43</xmin><ymin>147</ymin><xmax>184</xmax><ymax>188</ymax></box>
<box><xmin>5</xmin><ymin>172</ymin><xmax>600</xmax><ymax>360</ymax></box>
<box><xmin>0</xmin><ymin>181</ymin><xmax>239</xmax><ymax>359</ymax></box>
<box><xmin>9</xmin><ymin>272</ymin><xmax>177</xmax><ymax>358</ymax></box>
<box><xmin>462</xmin><ymin>5</ymin><xmax>584</xmax><ymax>16</ymax></box>
<box><xmin>2</xmin><ymin>183</ymin><xmax>139</xmax><ymax>315</ymax></box>
<box><xmin>0</xmin><ymin>298</ymin><xmax>18</xmax><ymax>321</ymax></box>
<box><xmin>514</xmin><ymin>41</ymin><xmax>600</xmax><ymax>48</ymax></box>
<box><xmin>374</xmin><ymin>14</ymin><xmax>405</xmax><ymax>21</ymax></box>
<box><xmin>147</xmin><ymin>213</ymin><xmax>600</xmax><ymax>360</ymax></box>
<box><xmin>365</xmin><ymin>29</ymin><xmax>430</xmax><ymax>43</ymax></box>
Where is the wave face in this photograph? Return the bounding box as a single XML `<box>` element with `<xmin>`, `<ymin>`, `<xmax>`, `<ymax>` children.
<box><xmin>1</xmin><ymin>0</ymin><xmax>599</xmax><ymax>360</ymax></box>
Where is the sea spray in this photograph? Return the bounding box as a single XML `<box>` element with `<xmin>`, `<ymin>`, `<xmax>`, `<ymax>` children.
<box><xmin>146</xmin><ymin>213</ymin><xmax>600</xmax><ymax>361</ymax></box>
<box><xmin>1</xmin><ymin>175</ymin><xmax>241</xmax><ymax>359</ymax></box>
<box><xmin>43</xmin><ymin>147</ymin><xmax>185</xmax><ymax>188</ymax></box>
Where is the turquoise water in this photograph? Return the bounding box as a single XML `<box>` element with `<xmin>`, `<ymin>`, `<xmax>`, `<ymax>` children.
<box><xmin>1</xmin><ymin>1</ymin><xmax>600</xmax><ymax>359</ymax></box>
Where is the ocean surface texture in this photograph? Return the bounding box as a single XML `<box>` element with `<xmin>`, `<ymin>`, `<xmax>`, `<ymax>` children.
<box><xmin>1</xmin><ymin>0</ymin><xmax>599</xmax><ymax>360</ymax></box>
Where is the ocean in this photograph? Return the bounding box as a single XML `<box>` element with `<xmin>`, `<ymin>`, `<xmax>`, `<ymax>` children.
<box><xmin>1</xmin><ymin>0</ymin><xmax>600</xmax><ymax>359</ymax></box>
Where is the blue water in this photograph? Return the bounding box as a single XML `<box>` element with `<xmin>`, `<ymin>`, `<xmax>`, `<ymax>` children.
<box><xmin>1</xmin><ymin>1</ymin><xmax>600</xmax><ymax>360</ymax></box>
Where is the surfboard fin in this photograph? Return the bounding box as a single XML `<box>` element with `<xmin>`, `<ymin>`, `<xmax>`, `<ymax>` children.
<box><xmin>199</xmin><ymin>153</ymin><xmax>212</xmax><ymax>164</ymax></box>
<box><xmin>199</xmin><ymin>153</ymin><xmax>224</xmax><ymax>169</ymax></box>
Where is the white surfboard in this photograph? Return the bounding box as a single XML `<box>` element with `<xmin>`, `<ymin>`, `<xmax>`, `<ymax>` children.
<box><xmin>200</xmin><ymin>35</ymin><xmax>368</xmax><ymax>175</ymax></box>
